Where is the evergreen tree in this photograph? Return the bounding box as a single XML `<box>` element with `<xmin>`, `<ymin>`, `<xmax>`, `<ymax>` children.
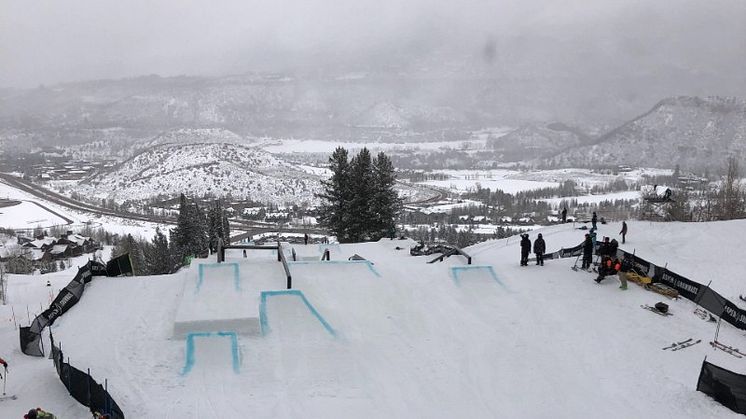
<box><xmin>317</xmin><ymin>147</ymin><xmax>352</xmax><ymax>242</ymax></box>
<box><xmin>347</xmin><ymin>147</ymin><xmax>374</xmax><ymax>241</ymax></box>
<box><xmin>370</xmin><ymin>151</ymin><xmax>402</xmax><ymax>240</ymax></box>
<box><xmin>172</xmin><ymin>194</ymin><xmax>210</xmax><ymax>259</ymax></box>
<box><xmin>145</xmin><ymin>227</ymin><xmax>172</xmax><ymax>274</ymax></box>
<box><xmin>193</xmin><ymin>203</ymin><xmax>210</xmax><ymax>257</ymax></box>
<box><xmin>222</xmin><ymin>212</ymin><xmax>231</xmax><ymax>245</ymax></box>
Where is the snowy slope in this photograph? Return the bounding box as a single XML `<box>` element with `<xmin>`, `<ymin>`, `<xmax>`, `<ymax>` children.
<box><xmin>547</xmin><ymin>96</ymin><xmax>746</xmax><ymax>169</ymax></box>
<box><xmin>1</xmin><ymin>221</ymin><xmax>745</xmax><ymax>418</ymax></box>
<box><xmin>77</xmin><ymin>142</ymin><xmax>322</xmax><ymax>205</ymax></box>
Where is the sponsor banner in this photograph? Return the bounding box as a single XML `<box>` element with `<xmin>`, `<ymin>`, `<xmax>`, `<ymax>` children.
<box><xmin>19</xmin><ymin>257</ymin><xmax>126</xmax><ymax>357</ymax></box>
<box><xmin>653</xmin><ymin>266</ymin><xmax>702</xmax><ymax>301</ymax></box>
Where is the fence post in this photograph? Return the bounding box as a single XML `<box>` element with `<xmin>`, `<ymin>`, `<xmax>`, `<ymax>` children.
<box><xmin>66</xmin><ymin>357</ymin><xmax>71</xmax><ymax>393</ymax></box>
<box><xmin>87</xmin><ymin>368</ymin><xmax>92</xmax><ymax>409</ymax></box>
<box><xmin>105</xmin><ymin>378</ymin><xmax>110</xmax><ymax>416</ymax></box>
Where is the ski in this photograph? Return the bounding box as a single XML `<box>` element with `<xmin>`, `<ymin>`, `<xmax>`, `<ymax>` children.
<box><xmin>693</xmin><ymin>308</ymin><xmax>716</xmax><ymax>322</ymax></box>
<box><xmin>671</xmin><ymin>339</ymin><xmax>701</xmax><ymax>351</ymax></box>
<box><xmin>641</xmin><ymin>305</ymin><xmax>673</xmax><ymax>316</ymax></box>
<box><xmin>710</xmin><ymin>340</ymin><xmax>746</xmax><ymax>358</ymax></box>
<box><xmin>662</xmin><ymin>338</ymin><xmax>692</xmax><ymax>350</ymax></box>
<box><xmin>0</xmin><ymin>395</ymin><xmax>18</xmax><ymax>401</ymax></box>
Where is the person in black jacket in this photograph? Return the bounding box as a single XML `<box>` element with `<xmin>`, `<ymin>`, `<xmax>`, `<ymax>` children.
<box><xmin>561</xmin><ymin>207</ymin><xmax>567</xmax><ymax>223</ymax></box>
<box><xmin>591</xmin><ymin>212</ymin><xmax>598</xmax><ymax>229</ymax></box>
<box><xmin>520</xmin><ymin>234</ymin><xmax>531</xmax><ymax>266</ymax></box>
<box><xmin>534</xmin><ymin>233</ymin><xmax>546</xmax><ymax>265</ymax></box>
<box><xmin>619</xmin><ymin>221</ymin><xmax>628</xmax><ymax>244</ymax></box>
<box><xmin>581</xmin><ymin>233</ymin><xmax>593</xmax><ymax>269</ymax></box>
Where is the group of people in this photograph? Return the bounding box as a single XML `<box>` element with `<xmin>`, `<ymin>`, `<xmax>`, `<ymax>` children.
<box><xmin>519</xmin><ymin>233</ymin><xmax>546</xmax><ymax>266</ymax></box>
<box><xmin>519</xmin><ymin>213</ymin><xmax>631</xmax><ymax>290</ymax></box>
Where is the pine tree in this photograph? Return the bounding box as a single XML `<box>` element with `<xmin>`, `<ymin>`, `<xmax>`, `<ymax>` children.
<box><xmin>347</xmin><ymin>147</ymin><xmax>374</xmax><ymax>242</ymax></box>
<box><xmin>145</xmin><ymin>227</ymin><xmax>171</xmax><ymax>274</ymax></box>
<box><xmin>370</xmin><ymin>152</ymin><xmax>402</xmax><ymax>240</ymax></box>
<box><xmin>317</xmin><ymin>147</ymin><xmax>352</xmax><ymax>242</ymax></box>
<box><xmin>222</xmin><ymin>212</ymin><xmax>231</xmax><ymax>245</ymax></box>
<box><xmin>193</xmin><ymin>203</ymin><xmax>210</xmax><ymax>257</ymax></box>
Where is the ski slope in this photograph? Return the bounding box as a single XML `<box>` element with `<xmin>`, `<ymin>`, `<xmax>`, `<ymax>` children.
<box><xmin>1</xmin><ymin>221</ymin><xmax>746</xmax><ymax>418</ymax></box>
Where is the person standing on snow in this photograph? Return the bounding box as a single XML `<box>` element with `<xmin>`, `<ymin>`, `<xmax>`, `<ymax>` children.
<box><xmin>533</xmin><ymin>233</ymin><xmax>546</xmax><ymax>266</ymax></box>
<box><xmin>561</xmin><ymin>207</ymin><xmax>567</xmax><ymax>223</ymax></box>
<box><xmin>619</xmin><ymin>221</ymin><xmax>628</xmax><ymax>244</ymax></box>
<box><xmin>520</xmin><ymin>234</ymin><xmax>531</xmax><ymax>266</ymax></box>
<box><xmin>0</xmin><ymin>356</ymin><xmax>7</xmax><ymax>381</ymax></box>
<box><xmin>591</xmin><ymin>212</ymin><xmax>598</xmax><ymax>230</ymax></box>
<box><xmin>304</xmin><ymin>233</ymin><xmax>309</xmax><ymax>245</ymax></box>
<box><xmin>582</xmin><ymin>233</ymin><xmax>593</xmax><ymax>270</ymax></box>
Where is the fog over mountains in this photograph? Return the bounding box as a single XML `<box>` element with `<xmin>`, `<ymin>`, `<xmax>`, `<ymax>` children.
<box><xmin>0</xmin><ymin>0</ymin><xmax>744</xmax><ymax>171</ymax></box>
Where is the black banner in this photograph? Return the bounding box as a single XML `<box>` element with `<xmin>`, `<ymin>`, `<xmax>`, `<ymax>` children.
<box><xmin>697</xmin><ymin>359</ymin><xmax>746</xmax><ymax>414</ymax></box>
<box><xmin>19</xmin><ymin>326</ymin><xmax>43</xmax><ymax>357</ymax></box>
<box><xmin>653</xmin><ymin>267</ymin><xmax>702</xmax><ymax>301</ymax></box>
<box><xmin>106</xmin><ymin>254</ymin><xmax>133</xmax><ymax>277</ymax></box>
<box><xmin>20</xmin><ymin>259</ymin><xmax>123</xmax><ymax>356</ymax></box>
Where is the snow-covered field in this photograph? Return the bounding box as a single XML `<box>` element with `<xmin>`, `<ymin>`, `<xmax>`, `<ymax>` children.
<box><xmin>416</xmin><ymin>167</ymin><xmax>673</xmax><ymax>196</ymax></box>
<box><xmin>1</xmin><ymin>220</ymin><xmax>744</xmax><ymax>418</ymax></box>
<box><xmin>0</xmin><ymin>179</ymin><xmax>168</xmax><ymax>239</ymax></box>
<box><xmin>417</xmin><ymin>169</ymin><xmax>558</xmax><ymax>194</ymax></box>
<box><xmin>0</xmin><ymin>201</ymin><xmax>69</xmax><ymax>229</ymax></box>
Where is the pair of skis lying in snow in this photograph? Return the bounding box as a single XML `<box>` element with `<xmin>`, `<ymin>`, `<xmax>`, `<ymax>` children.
<box><xmin>662</xmin><ymin>338</ymin><xmax>701</xmax><ymax>351</ymax></box>
<box><xmin>710</xmin><ymin>340</ymin><xmax>746</xmax><ymax>359</ymax></box>
<box><xmin>659</xmin><ymin>339</ymin><xmax>746</xmax><ymax>357</ymax></box>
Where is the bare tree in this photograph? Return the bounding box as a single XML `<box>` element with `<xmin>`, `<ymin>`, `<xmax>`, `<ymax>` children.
<box><xmin>716</xmin><ymin>157</ymin><xmax>744</xmax><ymax>220</ymax></box>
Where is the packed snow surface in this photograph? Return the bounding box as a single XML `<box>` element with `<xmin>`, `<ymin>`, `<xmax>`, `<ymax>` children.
<box><xmin>2</xmin><ymin>220</ymin><xmax>746</xmax><ymax>418</ymax></box>
<box><xmin>0</xmin><ymin>201</ymin><xmax>68</xmax><ymax>229</ymax></box>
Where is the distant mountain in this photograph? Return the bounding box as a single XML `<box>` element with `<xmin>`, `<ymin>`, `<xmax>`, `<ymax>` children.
<box><xmin>545</xmin><ymin>96</ymin><xmax>746</xmax><ymax>169</ymax></box>
<box><xmin>489</xmin><ymin>122</ymin><xmax>590</xmax><ymax>161</ymax></box>
<box><xmin>76</xmin><ymin>141</ymin><xmax>321</xmax><ymax>205</ymax></box>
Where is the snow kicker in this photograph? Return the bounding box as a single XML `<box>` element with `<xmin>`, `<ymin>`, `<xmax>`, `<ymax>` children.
<box><xmin>259</xmin><ymin>290</ymin><xmax>336</xmax><ymax>337</ymax></box>
<box><xmin>181</xmin><ymin>331</ymin><xmax>241</xmax><ymax>375</ymax></box>
<box><xmin>450</xmin><ymin>265</ymin><xmax>505</xmax><ymax>289</ymax></box>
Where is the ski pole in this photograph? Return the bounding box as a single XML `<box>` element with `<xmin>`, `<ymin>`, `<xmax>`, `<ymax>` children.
<box><xmin>2</xmin><ymin>366</ymin><xmax>7</xmax><ymax>396</ymax></box>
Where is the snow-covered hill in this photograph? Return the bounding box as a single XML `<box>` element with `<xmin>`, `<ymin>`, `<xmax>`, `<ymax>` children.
<box><xmin>77</xmin><ymin>142</ymin><xmax>322</xmax><ymax>205</ymax></box>
<box><xmin>546</xmin><ymin>96</ymin><xmax>746</xmax><ymax>169</ymax></box>
<box><xmin>490</xmin><ymin>122</ymin><xmax>589</xmax><ymax>161</ymax></box>
<box><xmin>1</xmin><ymin>220</ymin><xmax>744</xmax><ymax>417</ymax></box>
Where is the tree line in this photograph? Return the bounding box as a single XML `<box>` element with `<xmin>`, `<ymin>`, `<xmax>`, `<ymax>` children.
<box><xmin>317</xmin><ymin>147</ymin><xmax>402</xmax><ymax>242</ymax></box>
<box><xmin>111</xmin><ymin>194</ymin><xmax>231</xmax><ymax>275</ymax></box>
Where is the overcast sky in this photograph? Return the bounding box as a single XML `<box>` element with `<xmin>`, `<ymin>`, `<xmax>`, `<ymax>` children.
<box><xmin>1</xmin><ymin>0</ymin><xmax>745</xmax><ymax>88</ymax></box>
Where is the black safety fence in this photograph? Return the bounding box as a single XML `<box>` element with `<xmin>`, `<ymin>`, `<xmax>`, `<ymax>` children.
<box><xmin>697</xmin><ymin>359</ymin><xmax>746</xmax><ymax>415</ymax></box>
<box><xmin>51</xmin><ymin>334</ymin><xmax>125</xmax><ymax>419</ymax></box>
<box><xmin>20</xmin><ymin>256</ymin><xmax>134</xmax><ymax>356</ymax></box>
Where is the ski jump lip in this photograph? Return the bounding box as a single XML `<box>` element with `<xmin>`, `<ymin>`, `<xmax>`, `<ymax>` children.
<box><xmin>196</xmin><ymin>262</ymin><xmax>240</xmax><ymax>292</ymax></box>
<box><xmin>287</xmin><ymin>259</ymin><xmax>381</xmax><ymax>277</ymax></box>
<box><xmin>181</xmin><ymin>331</ymin><xmax>241</xmax><ymax>375</ymax></box>
<box><xmin>259</xmin><ymin>290</ymin><xmax>337</xmax><ymax>337</ymax></box>
<box><xmin>450</xmin><ymin>265</ymin><xmax>506</xmax><ymax>289</ymax></box>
